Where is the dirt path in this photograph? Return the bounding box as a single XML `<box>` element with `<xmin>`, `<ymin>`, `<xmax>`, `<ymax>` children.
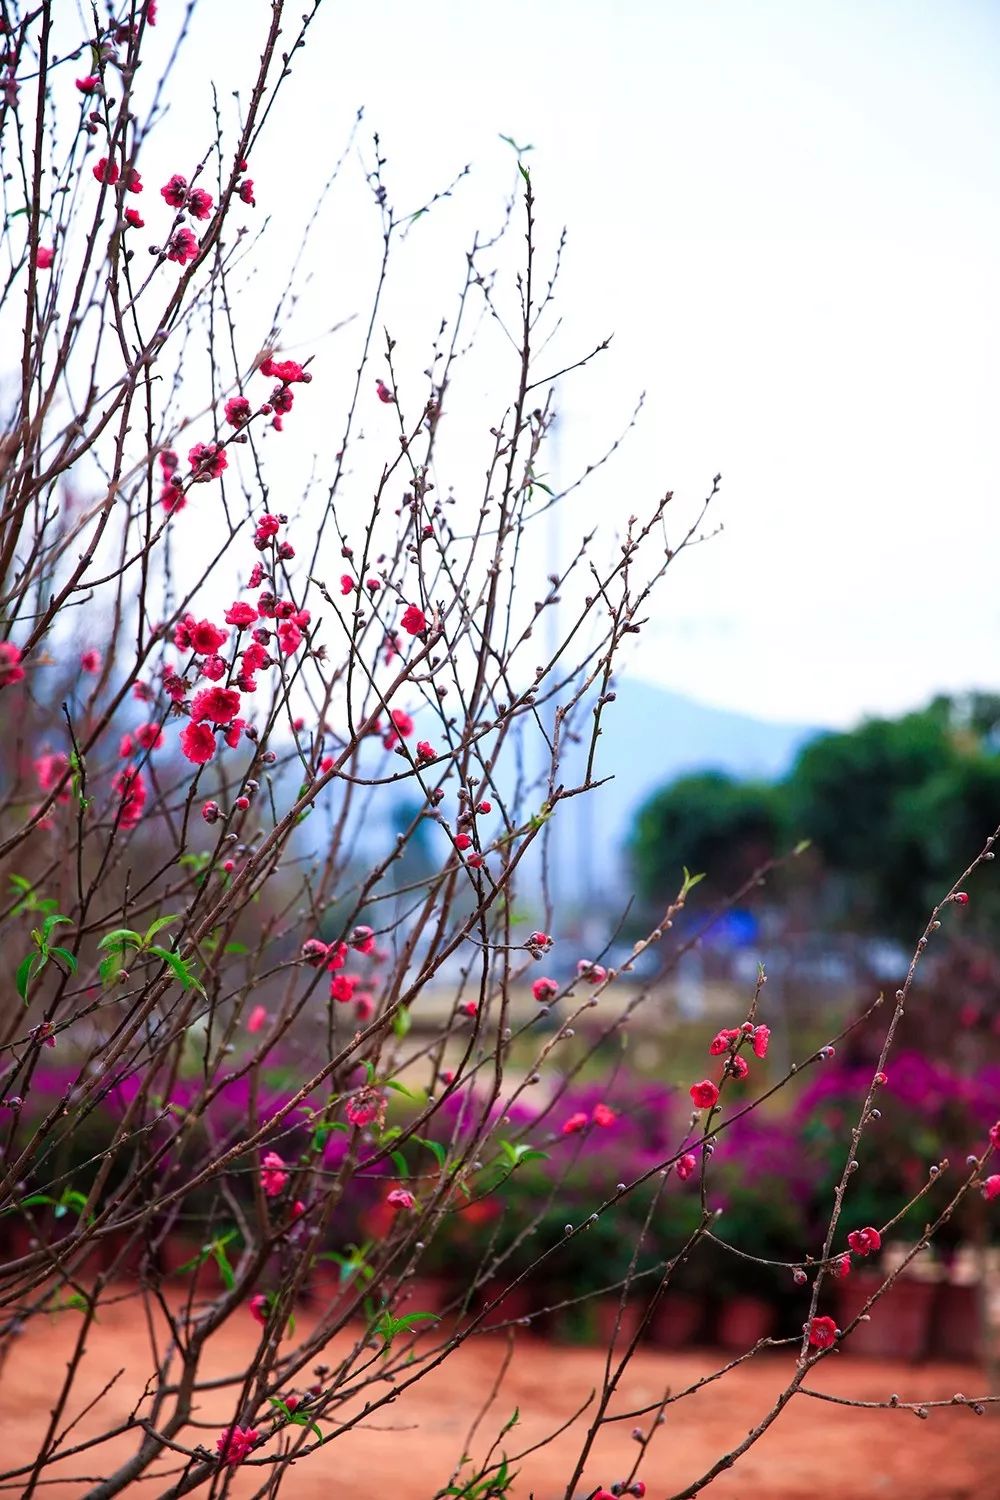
<box><xmin>1</xmin><ymin>1294</ymin><xmax>996</xmax><ymax>1497</ymax></box>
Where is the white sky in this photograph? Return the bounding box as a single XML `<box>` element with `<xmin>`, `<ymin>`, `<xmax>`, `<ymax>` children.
<box><xmin>145</xmin><ymin>0</ymin><xmax>999</xmax><ymax>730</ymax></box>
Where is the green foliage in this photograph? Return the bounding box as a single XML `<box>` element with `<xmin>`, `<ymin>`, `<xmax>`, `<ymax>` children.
<box><xmin>16</xmin><ymin>911</ymin><xmax>75</xmax><ymax>1001</ymax></box>
<box><xmin>97</xmin><ymin>915</ymin><xmax>205</xmax><ymax>993</ymax></box>
<box><xmin>630</xmin><ymin>695</ymin><xmax>1000</xmax><ymax>938</ymax></box>
<box><xmin>630</xmin><ymin>770</ymin><xmax>786</xmax><ymax>904</ymax></box>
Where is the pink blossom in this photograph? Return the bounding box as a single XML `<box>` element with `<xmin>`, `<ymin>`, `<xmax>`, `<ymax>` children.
<box><xmin>249</xmin><ymin>1293</ymin><xmax>268</xmax><ymax>1325</ymax></box>
<box><xmin>982</xmin><ymin>1176</ymin><xmax>1000</xmax><ymax>1201</ymax></box>
<box><xmin>35</xmin><ymin>246</ymin><xmax>54</xmax><ymax>270</ymax></box>
<box><xmin>187</xmin><ymin>441</ymin><xmax>227</xmax><ymax>480</ymax></box>
<box><xmin>562</xmin><ymin>1112</ymin><xmax>588</xmax><ymax>1136</ymax></box>
<box><xmin>592</xmin><ymin>1103</ymin><xmax>616</xmax><ymax>1128</ymax></box>
<box><xmin>260</xmin><ymin>1150</ymin><xmax>289</xmax><ymax>1197</ymax></box>
<box><xmin>112</xmin><ymin>766</ymin><xmax>147</xmax><ymax>828</ymax></box>
<box><xmin>375</xmin><ymin>379</ymin><xmax>394</xmax><ymax>404</ymax></box>
<box><xmin>387</xmin><ymin>1188</ymin><xmax>416</xmax><ymax>1210</ymax></box>
<box><xmin>80</xmin><ymin>649</ymin><xmax>102</xmax><ymax>673</ymax></box>
<box><xmin>752</xmin><ymin>1024</ymin><xmax>770</xmax><ymax>1058</ymax></box>
<box><xmin>346</xmin><ymin>1089</ymin><xmax>384</xmax><ymax>1129</ymax></box>
<box><xmin>225</xmin><ymin>396</ymin><xmax>252</xmax><ymax>428</ymax></box>
<box><xmin>676</xmin><ymin>1153</ymin><xmax>697</xmax><ymax>1181</ymax></box>
<box><xmin>247</xmin><ymin>1005</ymin><xmax>268</xmax><ymax>1034</ymax></box>
<box><xmin>216</xmin><ymin>1425</ymin><xmax>258</xmax><ymax>1467</ymax></box>
<box><xmin>0</xmin><ymin>642</ymin><xmax>25</xmax><ymax>688</ymax></box>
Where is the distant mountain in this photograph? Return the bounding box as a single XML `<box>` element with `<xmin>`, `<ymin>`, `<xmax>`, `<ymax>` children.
<box><xmin>542</xmin><ymin>679</ymin><xmax>823</xmax><ymax>904</ymax></box>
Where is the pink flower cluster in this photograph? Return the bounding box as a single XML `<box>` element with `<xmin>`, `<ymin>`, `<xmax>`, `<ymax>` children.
<box><xmin>562</xmin><ymin>1102</ymin><xmax>616</xmax><ymax>1136</ymax></box>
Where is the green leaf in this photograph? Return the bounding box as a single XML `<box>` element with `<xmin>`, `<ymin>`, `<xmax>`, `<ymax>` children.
<box><xmin>97</xmin><ymin>928</ymin><xmax>142</xmax><ymax>952</ymax></box>
<box><xmin>149</xmin><ymin>947</ymin><xmax>205</xmax><ymax>995</ymax></box>
<box><xmin>392</xmin><ymin>1006</ymin><xmax>411</xmax><ymax>1038</ymax></box>
<box><xmin>50</xmin><ymin>946</ymin><xmax>77</xmax><ymax>973</ymax></box>
<box><xmin>389</xmin><ymin>1149</ymin><xmax>408</xmax><ymax>1179</ymax></box>
<box><xmin>144</xmin><ymin>914</ymin><xmax>180</xmax><ymax>943</ymax></box>
<box><xmin>385</xmin><ymin>1079</ymin><xmax>418</xmax><ymax>1100</ymax></box>
<box><xmin>681</xmin><ymin>866</ymin><xmax>706</xmax><ymax>898</ymax></box>
<box><xmin>15</xmin><ymin>953</ymin><xmax>36</xmax><ymax>1002</ymax></box>
<box><xmin>40</xmin><ymin>914</ymin><xmax>71</xmax><ymax>944</ymax></box>
<box><xmin>416</xmin><ymin>1137</ymin><xmax>447</xmax><ymax>1169</ymax></box>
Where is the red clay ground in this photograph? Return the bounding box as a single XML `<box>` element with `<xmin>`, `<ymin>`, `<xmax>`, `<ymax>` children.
<box><xmin>1</xmin><ymin>1294</ymin><xmax>997</xmax><ymax>1497</ymax></box>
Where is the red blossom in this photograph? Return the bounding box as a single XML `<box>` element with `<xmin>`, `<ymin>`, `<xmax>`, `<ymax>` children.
<box><xmin>124</xmin><ymin>207</ymin><xmax>144</xmax><ymax>228</ymax></box>
<box><xmin>753</xmin><ymin>1024</ymin><xmax>770</xmax><ymax>1058</ymax></box>
<box><xmin>592</xmin><ymin>1103</ymin><xmax>616</xmax><ymax>1128</ymax></box>
<box><xmin>835</xmin><ymin>1254</ymin><xmax>851</xmax><ymax>1278</ymax></box>
<box><xmin>562</xmin><ymin>1112</ymin><xmax>588</xmax><ymax>1135</ymax></box>
<box><xmin>808</xmin><ymin>1315</ymin><xmax>838</xmax><ymax>1349</ymax></box>
<box><xmin>676</xmin><ymin>1152</ymin><xmax>697</xmax><ymax>1180</ymax></box>
<box><xmin>93</xmin><ymin>157</ymin><xmax>119</xmax><ymax>185</ymax></box>
<box><xmin>238</xmin><ymin>178</ymin><xmax>256</xmax><ymax>206</ymax></box>
<box><xmin>188</xmin><ymin>619</ymin><xmax>228</xmax><ymax>654</ymax></box>
<box><xmin>709</xmin><ymin>1028</ymin><xmax>738</xmax><ymax>1055</ymax></box>
<box><xmin>76</xmin><ymin>75</ymin><xmax>100</xmax><ymax>93</ymax></box>
<box><xmin>125</xmin><ymin>165</ymin><xmax>142</xmax><ymax>194</ymax></box>
<box><xmin>983</xmin><ymin>1176</ymin><xmax>1000</xmax><ymax>1201</ymax></box>
<box><xmin>188</xmin><ymin>441</ymin><xmax>227</xmax><ymax>480</ymax></box>
<box><xmin>454</xmin><ymin>833</ymin><xmax>472</xmax><ymax>851</ymax></box>
<box><xmin>729</xmin><ymin>1054</ymin><xmax>749</xmax><ymax>1080</ymax></box>
<box><xmin>416</xmin><ymin>739</ymin><xmax>436</xmax><ymax>762</ymax></box>
<box><xmin>577</xmin><ymin>959</ymin><xmax>607</xmax><ymax>984</ymax></box>
<box><xmin>400</xmin><ymin>603</ymin><xmax>427</xmax><ymax>635</ymax></box>
<box><xmin>166</xmin><ymin>226</ymin><xmax>198</xmax><ymax>264</ymax></box>
<box><xmin>161</xmin><ymin>173</ymin><xmax>187</xmax><ymax>206</ymax></box>
<box><xmin>80</xmin><ymin>649</ymin><xmax>101</xmax><ymax>673</ymax></box>
<box><xmin>532</xmin><ymin>977</ymin><xmax>558</xmax><ymax>1003</ymax></box>
<box><xmin>225</xmin><ymin>396</ymin><xmax>252</xmax><ymax>428</ymax></box>
<box><xmin>223</xmin><ymin>718</ymin><xmax>246</xmax><ymax>748</ymax></box>
<box><xmin>846</xmin><ymin>1227</ymin><xmax>881</xmax><ymax>1257</ymax></box>
<box><xmin>387</xmin><ymin>1188</ymin><xmax>416</xmax><ymax>1210</ymax></box>
<box><xmin>689</xmin><ymin>1080</ymin><xmax>720</xmax><ymax>1110</ymax></box>
<box><xmin>35</xmin><ymin>246</ymin><xmax>54</xmax><ymax>270</ymax></box>
<box><xmin>330</xmin><ymin>973</ymin><xmax>358</xmax><ymax>1003</ymax></box>
<box><xmin>223</xmin><ymin>601</ymin><xmax>255</xmax><ymax>628</ymax></box>
<box><xmin>249</xmin><ymin>1293</ymin><xmax>268</xmax><ymax>1325</ymax></box>
<box><xmin>187</xmin><ymin>186</ymin><xmax>213</xmax><ymax>219</ymax></box>
<box><xmin>179</xmin><ymin>721</ymin><xmax>216</xmax><ymax>764</ymax></box>
<box><xmin>375</xmin><ymin>379</ymin><xmax>394</xmax><ymax>404</ymax></box>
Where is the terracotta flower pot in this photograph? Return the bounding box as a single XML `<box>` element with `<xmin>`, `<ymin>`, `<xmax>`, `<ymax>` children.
<box><xmin>649</xmin><ymin>1292</ymin><xmax>705</xmax><ymax>1349</ymax></box>
<box><xmin>715</xmin><ymin>1294</ymin><xmax>774</xmax><ymax>1351</ymax></box>
<box><xmin>837</xmin><ymin>1273</ymin><xmax>934</xmax><ymax>1361</ymax></box>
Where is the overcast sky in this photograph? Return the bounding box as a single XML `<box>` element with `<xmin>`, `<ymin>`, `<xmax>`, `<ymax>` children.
<box><xmin>147</xmin><ymin>0</ymin><xmax>1000</xmax><ymax>730</ymax></box>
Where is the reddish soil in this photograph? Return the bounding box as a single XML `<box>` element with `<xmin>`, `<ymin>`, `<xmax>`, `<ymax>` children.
<box><xmin>1</xmin><ymin>1294</ymin><xmax>997</xmax><ymax>1498</ymax></box>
